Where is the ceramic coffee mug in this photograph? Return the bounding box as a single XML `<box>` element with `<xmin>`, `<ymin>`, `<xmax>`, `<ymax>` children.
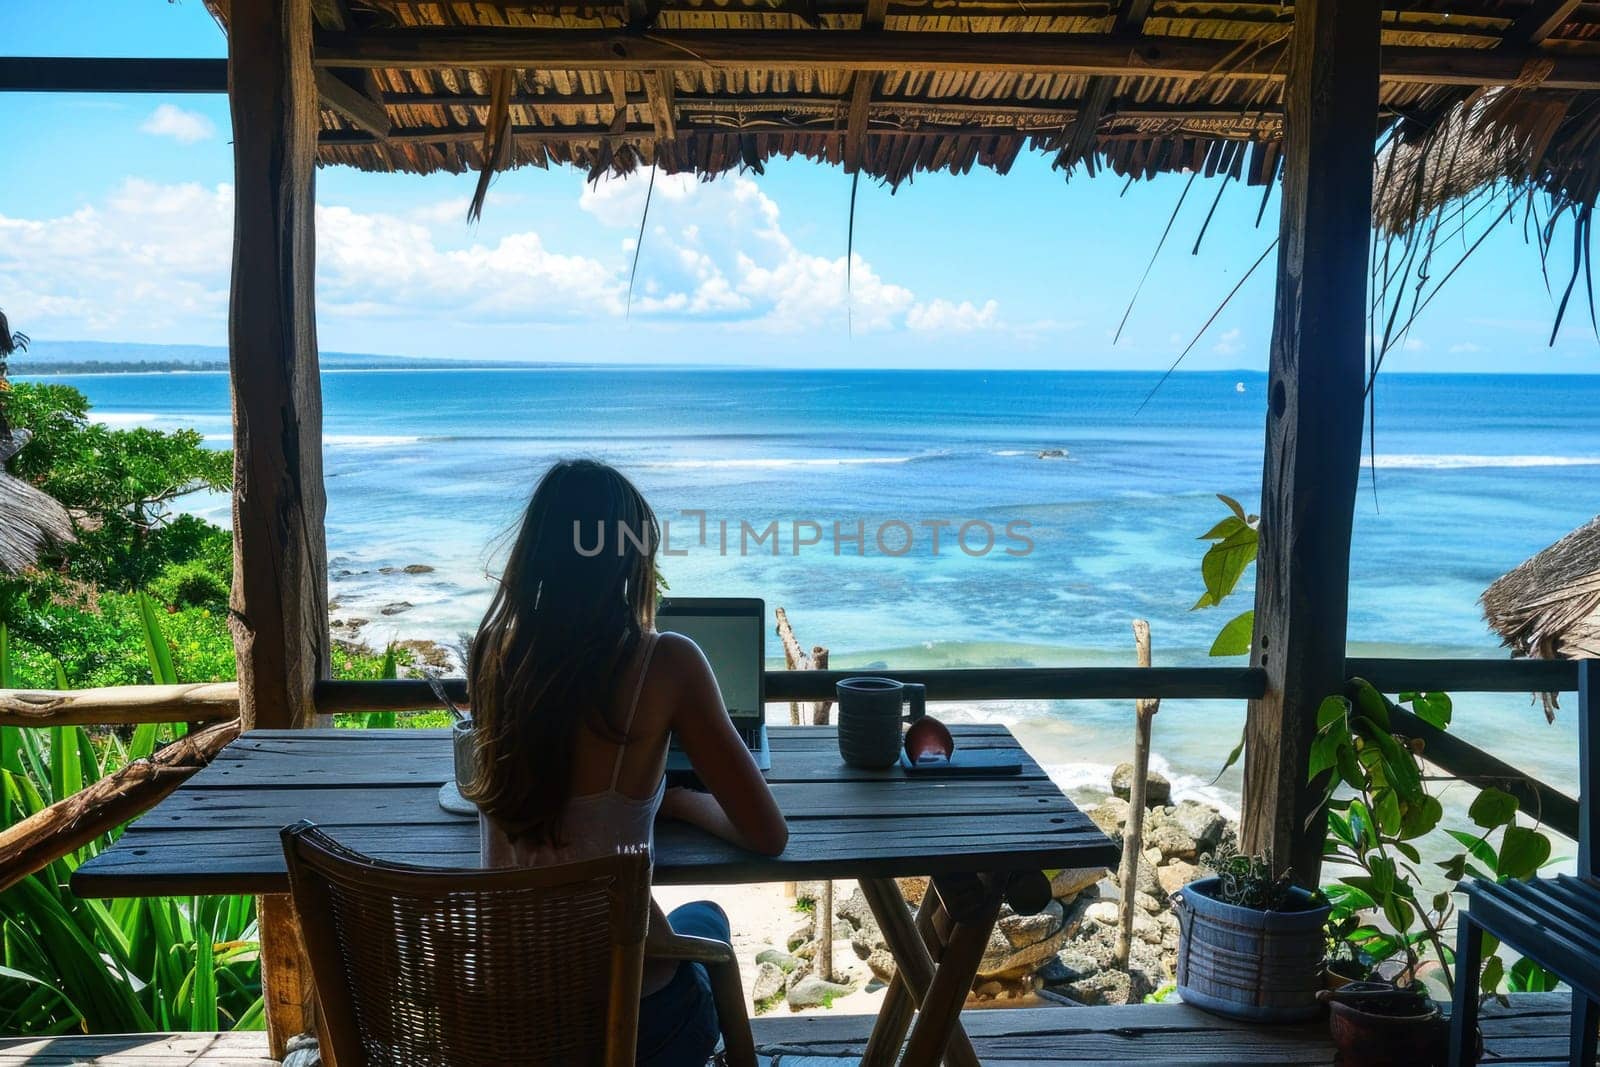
<box><xmin>836</xmin><ymin>677</ymin><xmax>926</xmax><ymax>769</ymax></box>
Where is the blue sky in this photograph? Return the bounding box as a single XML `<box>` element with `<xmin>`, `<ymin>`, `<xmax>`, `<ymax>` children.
<box><xmin>3</xmin><ymin>1</ymin><xmax>1599</xmax><ymax>371</ymax></box>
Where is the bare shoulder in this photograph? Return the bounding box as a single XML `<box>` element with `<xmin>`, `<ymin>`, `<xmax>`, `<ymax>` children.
<box><xmin>652</xmin><ymin>629</ymin><xmax>708</xmax><ymax>669</ymax></box>
<box><xmin>649</xmin><ymin>631</ymin><xmax>717</xmax><ymax>707</ymax></box>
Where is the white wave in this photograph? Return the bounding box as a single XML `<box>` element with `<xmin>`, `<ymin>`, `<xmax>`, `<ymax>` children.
<box><xmin>92</xmin><ymin>412</ymin><xmax>162</xmax><ymax>427</ymax></box>
<box><xmin>641</xmin><ymin>456</ymin><xmax>914</xmax><ymax>470</ymax></box>
<box><xmin>1371</xmin><ymin>453</ymin><xmax>1600</xmax><ymax>470</ymax></box>
<box><xmin>200</xmin><ymin>432</ymin><xmax>424</xmax><ymax>448</ymax></box>
<box><xmin>324</xmin><ymin>434</ymin><xmax>425</xmax><ymax>447</ymax></box>
<box><xmin>1039</xmin><ymin>753</ymin><xmax>1241</xmax><ymax>822</ymax></box>
<box><xmin>992</xmin><ymin>448</ymin><xmax>1071</xmax><ymax>459</ymax></box>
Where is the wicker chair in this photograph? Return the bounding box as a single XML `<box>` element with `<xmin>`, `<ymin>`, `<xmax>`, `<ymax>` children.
<box><xmin>280</xmin><ymin>821</ymin><xmax>756</xmax><ymax>1067</ymax></box>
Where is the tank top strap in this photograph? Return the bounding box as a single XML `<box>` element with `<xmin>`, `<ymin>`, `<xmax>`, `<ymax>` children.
<box><xmin>609</xmin><ymin>631</ymin><xmax>661</xmax><ymax>790</ymax></box>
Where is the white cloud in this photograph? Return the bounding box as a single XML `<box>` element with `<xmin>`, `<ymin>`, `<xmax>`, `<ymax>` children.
<box><xmin>140</xmin><ymin>105</ymin><xmax>216</xmax><ymax>144</ymax></box>
<box><xmin>1449</xmin><ymin>341</ymin><xmax>1483</xmax><ymax>353</ymax></box>
<box><xmin>1</xmin><ymin>171</ymin><xmax>1001</xmax><ymax>343</ymax></box>
<box><xmin>1211</xmin><ymin>326</ymin><xmax>1243</xmax><ymax>355</ymax></box>
<box><xmin>906</xmin><ymin>299</ymin><xmax>999</xmax><ymax>334</ymax></box>
<box><xmin>0</xmin><ymin>179</ymin><xmax>232</xmax><ymax>336</ymax></box>
<box><xmin>1403</xmin><ymin>337</ymin><xmax>1426</xmax><ymax>352</ymax></box>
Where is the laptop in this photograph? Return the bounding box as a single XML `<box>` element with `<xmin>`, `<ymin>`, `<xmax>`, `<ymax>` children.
<box><xmin>658</xmin><ymin>597</ymin><xmax>771</xmax><ymax>775</ymax></box>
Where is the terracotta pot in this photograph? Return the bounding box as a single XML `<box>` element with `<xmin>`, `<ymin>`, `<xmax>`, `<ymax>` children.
<box><xmin>1323</xmin><ymin>960</ymin><xmax>1367</xmax><ymax>992</ymax></box>
<box><xmin>1325</xmin><ymin>998</ymin><xmax>1453</xmax><ymax>1067</ymax></box>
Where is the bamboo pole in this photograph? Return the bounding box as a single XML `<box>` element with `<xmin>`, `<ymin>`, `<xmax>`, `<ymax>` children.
<box><xmin>1115</xmin><ymin>620</ymin><xmax>1161</xmax><ymax>970</ymax></box>
<box><xmin>777</xmin><ymin>607</ymin><xmax>807</xmax><ymax>726</ymax></box>
<box><xmin>0</xmin><ymin>683</ymin><xmax>239</xmax><ymax>727</ymax></box>
<box><xmin>0</xmin><ymin>718</ymin><xmax>241</xmax><ymax>894</ymax></box>
<box><xmin>777</xmin><ymin>608</ymin><xmax>837</xmax><ymax>955</ymax></box>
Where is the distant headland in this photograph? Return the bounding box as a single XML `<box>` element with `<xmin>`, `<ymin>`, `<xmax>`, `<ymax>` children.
<box><xmin>10</xmin><ymin>340</ymin><xmax>585</xmax><ymax>375</ymax></box>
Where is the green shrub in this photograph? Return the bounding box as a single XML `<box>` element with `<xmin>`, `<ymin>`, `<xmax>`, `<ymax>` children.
<box><xmin>150</xmin><ymin>561</ymin><xmax>230</xmax><ymax>611</ymax></box>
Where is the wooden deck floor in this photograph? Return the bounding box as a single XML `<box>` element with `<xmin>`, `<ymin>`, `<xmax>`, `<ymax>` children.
<box><xmin>0</xmin><ymin>994</ymin><xmax>1582</xmax><ymax>1065</ymax></box>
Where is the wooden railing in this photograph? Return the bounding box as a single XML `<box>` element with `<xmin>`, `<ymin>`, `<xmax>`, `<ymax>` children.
<box><xmin>0</xmin><ymin>656</ymin><xmax>1586</xmax><ymax>897</ymax></box>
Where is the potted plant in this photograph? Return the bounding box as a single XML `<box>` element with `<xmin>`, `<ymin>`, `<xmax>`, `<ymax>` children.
<box><xmin>1319</xmin><ymin>980</ymin><xmax>1452</xmax><ymax>1067</ymax></box>
<box><xmin>1308</xmin><ymin>681</ymin><xmax>1559</xmax><ymax>1062</ymax></box>
<box><xmin>1171</xmin><ymin>846</ymin><xmax>1331</xmax><ymax>1022</ymax></box>
<box><xmin>1323</xmin><ymin>913</ymin><xmax>1375</xmax><ymax>990</ymax></box>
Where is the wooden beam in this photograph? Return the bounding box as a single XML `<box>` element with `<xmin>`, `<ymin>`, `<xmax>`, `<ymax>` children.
<box><xmin>12</xmin><ymin>34</ymin><xmax>1600</xmax><ymax>97</ymax></box>
<box><xmin>311</xmin><ymin>28</ymin><xmax>1600</xmax><ymax>90</ymax></box>
<box><xmin>0</xmin><ymin>719</ymin><xmax>240</xmax><ymax>895</ymax></box>
<box><xmin>228</xmin><ymin>0</ymin><xmax>329</xmax><ymax>735</ymax></box>
<box><xmin>1503</xmin><ymin>0</ymin><xmax>1582</xmax><ymax>46</ymax></box>
<box><xmin>1061</xmin><ymin>0</ymin><xmax>1155</xmax><ymax>166</ymax></box>
<box><xmin>623</xmin><ymin>0</ymin><xmax>660</xmax><ymax>31</ymax></box>
<box><xmin>1241</xmin><ymin>0</ymin><xmax>1379</xmax><ymax>887</ymax></box>
<box><xmin>844</xmin><ymin>71</ymin><xmax>876</xmax><ymax>171</ymax></box>
<box><xmin>1347</xmin><ymin>656</ymin><xmax>1582</xmax><ymax>694</ymax></box>
<box><xmin>0</xmin><ymin>683</ymin><xmax>238</xmax><ymax>728</ymax></box>
<box><xmin>317</xmin><ymin>101</ymin><xmax>1282</xmax><ymax>147</ymax></box>
<box><xmin>1387</xmin><ymin>704</ymin><xmax>1579</xmax><ymax>842</ymax></box>
<box><xmin>0</xmin><ymin>57</ymin><xmax>228</xmax><ymax>93</ymax></box>
<box><xmin>314</xmin><ymin>666</ymin><xmax>1269</xmax><ymax>713</ymax></box>
<box><xmin>308</xmin><ymin>0</ymin><xmax>391</xmax><ymax>138</ymax></box>
<box><xmin>647</xmin><ymin>69</ymin><xmax>678</xmax><ymax>140</ymax></box>
<box><xmin>227</xmin><ymin>3</ymin><xmax>328</xmax><ymax>1055</ymax></box>
<box><xmin>314</xmin><ymin>68</ymin><xmax>391</xmax><ymax>138</ymax></box>
<box><xmin>308</xmin><ymin>0</ymin><xmax>351</xmax><ymax>31</ymax></box>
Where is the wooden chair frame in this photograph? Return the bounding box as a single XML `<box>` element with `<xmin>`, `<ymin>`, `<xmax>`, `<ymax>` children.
<box><xmin>282</xmin><ymin>822</ymin><xmax>753</xmax><ymax>1067</ymax></box>
<box><xmin>1451</xmin><ymin>660</ymin><xmax>1599</xmax><ymax>1066</ymax></box>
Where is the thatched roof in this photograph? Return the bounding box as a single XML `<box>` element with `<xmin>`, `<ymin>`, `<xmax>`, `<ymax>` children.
<box><xmin>1483</xmin><ymin>515</ymin><xmax>1600</xmax><ymax>664</ymax></box>
<box><xmin>200</xmin><ymin>0</ymin><xmax>1600</xmax><ymax>199</ymax></box>
<box><xmin>0</xmin><ymin>430</ymin><xmax>74</xmax><ymax>577</ymax></box>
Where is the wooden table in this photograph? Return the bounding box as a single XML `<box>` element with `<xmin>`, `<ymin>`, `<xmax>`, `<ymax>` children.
<box><xmin>74</xmin><ymin>723</ymin><xmax>1116</xmax><ymax>1066</ymax></box>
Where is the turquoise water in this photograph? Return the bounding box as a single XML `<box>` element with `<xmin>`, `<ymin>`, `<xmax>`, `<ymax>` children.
<box><xmin>35</xmin><ymin>368</ymin><xmax>1600</xmax><ymax>813</ymax></box>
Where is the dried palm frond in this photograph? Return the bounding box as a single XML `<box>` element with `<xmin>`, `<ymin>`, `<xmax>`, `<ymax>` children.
<box><xmin>626</xmin><ymin>165</ymin><xmax>657</xmax><ymax>319</ymax></box>
<box><xmin>468</xmin><ymin>70</ymin><xmax>515</xmax><ymax>224</ymax></box>
<box><xmin>1482</xmin><ymin>516</ymin><xmax>1600</xmax><ymax>720</ymax></box>
<box><xmin>0</xmin><ymin>431</ymin><xmax>74</xmax><ymax>576</ymax></box>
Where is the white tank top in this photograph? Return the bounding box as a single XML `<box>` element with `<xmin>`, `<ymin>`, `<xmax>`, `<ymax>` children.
<box><xmin>479</xmin><ymin>632</ymin><xmax>666</xmax><ymax>869</ymax></box>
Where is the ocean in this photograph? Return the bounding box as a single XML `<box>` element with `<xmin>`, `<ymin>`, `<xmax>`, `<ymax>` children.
<box><xmin>34</xmin><ymin>367</ymin><xmax>1600</xmax><ymax>818</ymax></box>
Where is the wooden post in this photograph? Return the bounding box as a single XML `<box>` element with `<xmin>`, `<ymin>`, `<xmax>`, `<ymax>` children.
<box><xmin>1241</xmin><ymin>0</ymin><xmax>1378</xmax><ymax>887</ymax></box>
<box><xmin>809</xmin><ymin>646</ymin><xmax>833</xmax><ymax>726</ymax></box>
<box><xmin>1115</xmin><ymin>620</ymin><xmax>1159</xmax><ymax>968</ymax></box>
<box><xmin>817</xmin><ymin>877</ymin><xmax>835</xmax><ymax>982</ymax></box>
<box><xmin>228</xmin><ymin>0</ymin><xmax>329</xmax><ymax>1056</ymax></box>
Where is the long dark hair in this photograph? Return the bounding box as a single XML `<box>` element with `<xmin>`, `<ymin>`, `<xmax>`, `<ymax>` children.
<box><xmin>464</xmin><ymin>459</ymin><xmax>660</xmax><ymax>845</ymax></box>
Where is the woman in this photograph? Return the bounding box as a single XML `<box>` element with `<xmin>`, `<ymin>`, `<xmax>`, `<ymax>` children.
<box><xmin>466</xmin><ymin>459</ymin><xmax>788</xmax><ymax>1065</ymax></box>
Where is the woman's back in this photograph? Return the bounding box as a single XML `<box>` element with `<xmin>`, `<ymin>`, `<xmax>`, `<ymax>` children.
<box><xmin>481</xmin><ymin>630</ymin><xmax>674</xmax><ymax>868</ymax></box>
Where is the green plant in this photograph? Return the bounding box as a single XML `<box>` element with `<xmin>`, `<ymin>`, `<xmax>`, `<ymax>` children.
<box><xmin>363</xmin><ymin>645</ymin><xmax>401</xmax><ymax>729</ymax></box>
<box><xmin>1193</xmin><ymin>494</ymin><xmax>1258</xmax><ymax>657</ymax></box>
<box><xmin>1192</xmin><ymin>495</ymin><xmax>1259</xmax><ymax>782</ymax></box>
<box><xmin>1312</xmin><ymin>678</ymin><xmax>1557</xmax><ymax>998</ymax></box>
<box><xmin>149</xmin><ymin>560</ymin><xmax>230</xmax><ymax>611</ymax></box>
<box><xmin>0</xmin><ymin>606</ymin><xmax>265</xmax><ymax>1034</ymax></box>
<box><xmin>1202</xmin><ymin>843</ymin><xmax>1297</xmax><ymax>911</ymax></box>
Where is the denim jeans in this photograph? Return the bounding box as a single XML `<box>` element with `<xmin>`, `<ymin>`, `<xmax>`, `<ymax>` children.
<box><xmin>636</xmin><ymin>901</ymin><xmax>728</xmax><ymax>1066</ymax></box>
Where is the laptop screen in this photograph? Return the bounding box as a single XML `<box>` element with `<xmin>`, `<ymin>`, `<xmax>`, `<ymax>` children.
<box><xmin>656</xmin><ymin>598</ymin><xmax>764</xmax><ymax>723</ymax></box>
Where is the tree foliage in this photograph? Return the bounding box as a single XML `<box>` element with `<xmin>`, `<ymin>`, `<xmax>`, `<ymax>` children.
<box><xmin>3</xmin><ymin>384</ymin><xmax>232</xmax><ymax>592</ymax></box>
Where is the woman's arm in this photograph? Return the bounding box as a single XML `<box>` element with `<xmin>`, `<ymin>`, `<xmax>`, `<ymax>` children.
<box><xmin>658</xmin><ymin>633</ymin><xmax>789</xmax><ymax>856</ymax></box>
